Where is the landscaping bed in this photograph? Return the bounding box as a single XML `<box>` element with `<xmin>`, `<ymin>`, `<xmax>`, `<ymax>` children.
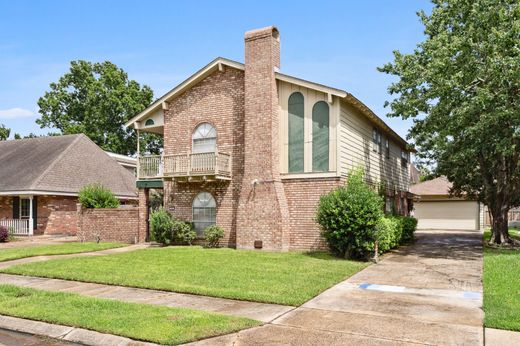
<box><xmin>0</xmin><ymin>284</ymin><xmax>258</xmax><ymax>345</ymax></box>
<box><xmin>0</xmin><ymin>242</ymin><xmax>124</xmax><ymax>262</ymax></box>
<box><xmin>483</xmin><ymin>229</ymin><xmax>520</xmax><ymax>331</ymax></box>
<box><xmin>1</xmin><ymin>247</ymin><xmax>368</xmax><ymax>306</ymax></box>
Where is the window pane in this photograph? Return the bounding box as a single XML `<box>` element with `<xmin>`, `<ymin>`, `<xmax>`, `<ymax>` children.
<box><xmin>312</xmin><ymin>101</ymin><xmax>329</xmax><ymax>172</ymax></box>
<box><xmin>192</xmin><ymin>192</ymin><xmax>216</xmax><ymax>236</ymax></box>
<box><xmin>288</xmin><ymin>92</ymin><xmax>304</xmax><ymax>173</ymax></box>
<box><xmin>192</xmin><ymin>123</ymin><xmax>216</xmax><ymax>153</ymax></box>
<box><xmin>20</xmin><ymin>198</ymin><xmax>30</xmax><ymax>218</ymax></box>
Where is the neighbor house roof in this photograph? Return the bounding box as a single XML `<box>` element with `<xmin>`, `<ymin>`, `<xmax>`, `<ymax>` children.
<box><xmin>410</xmin><ymin>176</ymin><xmax>452</xmax><ymax>197</ymax></box>
<box><xmin>0</xmin><ymin>134</ymin><xmax>137</xmax><ymax>199</ymax></box>
<box><xmin>124</xmin><ymin>57</ymin><xmax>412</xmax><ymax>150</ymax></box>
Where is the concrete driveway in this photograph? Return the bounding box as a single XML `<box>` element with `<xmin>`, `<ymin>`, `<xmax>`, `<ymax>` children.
<box><xmin>192</xmin><ymin>229</ymin><xmax>483</xmax><ymax>345</ymax></box>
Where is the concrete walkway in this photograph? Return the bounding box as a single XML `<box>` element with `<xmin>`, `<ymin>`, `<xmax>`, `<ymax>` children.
<box><xmin>190</xmin><ymin>230</ymin><xmax>484</xmax><ymax>345</ymax></box>
<box><xmin>0</xmin><ymin>244</ymin><xmax>149</xmax><ymax>270</ymax></box>
<box><xmin>0</xmin><ymin>273</ymin><xmax>293</xmax><ymax>322</ymax></box>
<box><xmin>0</xmin><ymin>235</ymin><xmax>78</xmax><ymax>249</ymax></box>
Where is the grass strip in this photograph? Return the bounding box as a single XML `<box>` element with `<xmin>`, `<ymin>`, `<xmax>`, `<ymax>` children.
<box><xmin>0</xmin><ymin>242</ymin><xmax>124</xmax><ymax>262</ymax></box>
<box><xmin>0</xmin><ymin>284</ymin><xmax>259</xmax><ymax>345</ymax></box>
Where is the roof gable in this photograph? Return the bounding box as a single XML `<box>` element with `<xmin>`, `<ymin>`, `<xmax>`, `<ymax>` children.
<box><xmin>0</xmin><ymin>134</ymin><xmax>137</xmax><ymax>198</ymax></box>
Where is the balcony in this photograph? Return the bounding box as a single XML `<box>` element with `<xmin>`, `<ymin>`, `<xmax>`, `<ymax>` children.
<box><xmin>138</xmin><ymin>152</ymin><xmax>232</xmax><ymax>181</ymax></box>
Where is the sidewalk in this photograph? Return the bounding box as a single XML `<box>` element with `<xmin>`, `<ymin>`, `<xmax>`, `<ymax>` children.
<box><xmin>0</xmin><ymin>273</ymin><xmax>293</xmax><ymax>322</ymax></box>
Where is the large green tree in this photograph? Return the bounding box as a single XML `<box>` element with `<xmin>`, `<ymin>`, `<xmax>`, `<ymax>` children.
<box><xmin>379</xmin><ymin>0</ymin><xmax>519</xmax><ymax>244</ymax></box>
<box><xmin>0</xmin><ymin>124</ymin><xmax>10</xmax><ymax>140</ymax></box>
<box><xmin>37</xmin><ymin>60</ymin><xmax>162</xmax><ymax>155</ymax></box>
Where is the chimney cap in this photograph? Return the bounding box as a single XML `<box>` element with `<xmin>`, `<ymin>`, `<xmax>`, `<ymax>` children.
<box><xmin>245</xmin><ymin>26</ymin><xmax>279</xmax><ymax>41</ymax></box>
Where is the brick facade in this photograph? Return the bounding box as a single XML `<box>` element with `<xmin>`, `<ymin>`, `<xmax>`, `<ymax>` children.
<box><xmin>77</xmin><ymin>204</ymin><xmax>140</xmax><ymax>243</ymax></box>
<box><xmin>283</xmin><ymin>177</ymin><xmax>343</xmax><ymax>250</ymax></box>
<box><xmin>0</xmin><ymin>195</ymin><xmax>77</xmax><ymax>235</ymax></box>
<box><xmin>138</xmin><ymin>26</ymin><xmax>410</xmax><ymax>251</ymax></box>
<box><xmin>161</xmin><ymin>61</ymin><xmax>245</xmax><ymax>247</ymax></box>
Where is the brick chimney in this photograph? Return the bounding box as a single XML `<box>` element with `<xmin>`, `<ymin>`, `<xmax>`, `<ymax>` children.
<box><xmin>236</xmin><ymin>26</ymin><xmax>290</xmax><ymax>250</ymax></box>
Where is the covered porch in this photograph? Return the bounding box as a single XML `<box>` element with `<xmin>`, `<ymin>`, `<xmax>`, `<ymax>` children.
<box><xmin>0</xmin><ymin>195</ymin><xmax>37</xmax><ymax>236</ymax></box>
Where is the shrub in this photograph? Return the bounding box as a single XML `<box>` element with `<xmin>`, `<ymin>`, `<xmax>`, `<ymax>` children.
<box><xmin>376</xmin><ymin>217</ymin><xmax>401</xmax><ymax>253</ymax></box>
<box><xmin>173</xmin><ymin>218</ymin><xmax>197</xmax><ymax>245</ymax></box>
<box><xmin>204</xmin><ymin>225</ymin><xmax>225</xmax><ymax>248</ymax></box>
<box><xmin>0</xmin><ymin>225</ymin><xmax>8</xmax><ymax>242</ymax></box>
<box><xmin>78</xmin><ymin>184</ymin><xmax>119</xmax><ymax>209</ymax></box>
<box><xmin>316</xmin><ymin>169</ymin><xmax>384</xmax><ymax>259</ymax></box>
<box><xmin>400</xmin><ymin>216</ymin><xmax>418</xmax><ymax>243</ymax></box>
<box><xmin>149</xmin><ymin>208</ymin><xmax>174</xmax><ymax>245</ymax></box>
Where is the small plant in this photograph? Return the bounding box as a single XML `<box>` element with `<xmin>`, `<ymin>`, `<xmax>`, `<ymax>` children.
<box><xmin>149</xmin><ymin>208</ymin><xmax>174</xmax><ymax>245</ymax></box>
<box><xmin>78</xmin><ymin>184</ymin><xmax>119</xmax><ymax>209</ymax></box>
<box><xmin>204</xmin><ymin>225</ymin><xmax>225</xmax><ymax>248</ymax></box>
<box><xmin>0</xmin><ymin>225</ymin><xmax>8</xmax><ymax>242</ymax></box>
<box><xmin>173</xmin><ymin>218</ymin><xmax>197</xmax><ymax>245</ymax></box>
<box><xmin>7</xmin><ymin>227</ymin><xmax>15</xmax><ymax>241</ymax></box>
<box><xmin>316</xmin><ymin>168</ymin><xmax>383</xmax><ymax>259</ymax></box>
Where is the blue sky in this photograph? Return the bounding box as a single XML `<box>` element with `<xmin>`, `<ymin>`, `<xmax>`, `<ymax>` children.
<box><xmin>0</xmin><ymin>0</ymin><xmax>431</xmax><ymax>139</ymax></box>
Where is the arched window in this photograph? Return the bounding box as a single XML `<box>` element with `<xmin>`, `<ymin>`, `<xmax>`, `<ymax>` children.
<box><xmin>312</xmin><ymin>101</ymin><xmax>329</xmax><ymax>172</ymax></box>
<box><xmin>288</xmin><ymin>92</ymin><xmax>304</xmax><ymax>172</ymax></box>
<box><xmin>192</xmin><ymin>192</ymin><xmax>216</xmax><ymax>235</ymax></box>
<box><xmin>192</xmin><ymin>123</ymin><xmax>216</xmax><ymax>153</ymax></box>
<box><xmin>144</xmin><ymin>119</ymin><xmax>155</xmax><ymax>126</ymax></box>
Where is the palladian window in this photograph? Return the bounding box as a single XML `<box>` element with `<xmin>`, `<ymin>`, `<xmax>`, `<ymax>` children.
<box><xmin>192</xmin><ymin>192</ymin><xmax>216</xmax><ymax>235</ymax></box>
<box><xmin>312</xmin><ymin>101</ymin><xmax>329</xmax><ymax>172</ymax></box>
<box><xmin>192</xmin><ymin>123</ymin><xmax>216</xmax><ymax>153</ymax></box>
<box><xmin>288</xmin><ymin>92</ymin><xmax>304</xmax><ymax>173</ymax></box>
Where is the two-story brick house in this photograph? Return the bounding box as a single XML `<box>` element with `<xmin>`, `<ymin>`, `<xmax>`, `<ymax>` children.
<box><xmin>126</xmin><ymin>26</ymin><xmax>413</xmax><ymax>251</ymax></box>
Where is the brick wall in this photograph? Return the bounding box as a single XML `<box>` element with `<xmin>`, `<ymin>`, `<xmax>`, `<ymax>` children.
<box><xmin>37</xmin><ymin>196</ymin><xmax>78</xmax><ymax>234</ymax></box>
<box><xmin>283</xmin><ymin>177</ymin><xmax>343</xmax><ymax>250</ymax></box>
<box><xmin>45</xmin><ymin>210</ymin><xmax>78</xmax><ymax>235</ymax></box>
<box><xmin>161</xmin><ymin>61</ymin><xmax>245</xmax><ymax>247</ymax></box>
<box><xmin>0</xmin><ymin>196</ymin><xmax>12</xmax><ymax>220</ymax></box>
<box><xmin>77</xmin><ymin>205</ymin><xmax>140</xmax><ymax>243</ymax></box>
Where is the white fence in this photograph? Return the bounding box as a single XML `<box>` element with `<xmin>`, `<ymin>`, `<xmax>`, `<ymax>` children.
<box><xmin>0</xmin><ymin>219</ymin><xmax>32</xmax><ymax>236</ymax></box>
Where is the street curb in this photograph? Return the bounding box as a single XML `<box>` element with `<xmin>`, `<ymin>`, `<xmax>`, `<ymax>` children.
<box><xmin>0</xmin><ymin>314</ymin><xmax>158</xmax><ymax>346</ymax></box>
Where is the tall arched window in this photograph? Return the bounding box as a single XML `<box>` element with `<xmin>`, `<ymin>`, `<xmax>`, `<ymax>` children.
<box><xmin>192</xmin><ymin>192</ymin><xmax>216</xmax><ymax>234</ymax></box>
<box><xmin>288</xmin><ymin>92</ymin><xmax>304</xmax><ymax>172</ymax></box>
<box><xmin>312</xmin><ymin>101</ymin><xmax>329</xmax><ymax>172</ymax></box>
<box><xmin>192</xmin><ymin>123</ymin><xmax>216</xmax><ymax>153</ymax></box>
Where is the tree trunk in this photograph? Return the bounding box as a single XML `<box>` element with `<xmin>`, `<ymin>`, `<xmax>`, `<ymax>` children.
<box><xmin>489</xmin><ymin>205</ymin><xmax>512</xmax><ymax>245</ymax></box>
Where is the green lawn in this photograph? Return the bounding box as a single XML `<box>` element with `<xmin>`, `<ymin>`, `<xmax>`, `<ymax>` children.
<box><xmin>483</xmin><ymin>229</ymin><xmax>520</xmax><ymax>331</ymax></box>
<box><xmin>1</xmin><ymin>246</ymin><xmax>368</xmax><ymax>306</ymax></box>
<box><xmin>0</xmin><ymin>242</ymin><xmax>124</xmax><ymax>262</ymax></box>
<box><xmin>0</xmin><ymin>284</ymin><xmax>258</xmax><ymax>345</ymax></box>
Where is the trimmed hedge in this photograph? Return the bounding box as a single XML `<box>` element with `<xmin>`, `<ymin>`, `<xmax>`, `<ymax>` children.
<box><xmin>376</xmin><ymin>216</ymin><xmax>417</xmax><ymax>254</ymax></box>
<box><xmin>78</xmin><ymin>184</ymin><xmax>119</xmax><ymax>209</ymax></box>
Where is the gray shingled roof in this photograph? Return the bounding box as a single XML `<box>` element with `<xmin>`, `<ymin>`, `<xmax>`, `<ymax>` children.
<box><xmin>0</xmin><ymin>134</ymin><xmax>137</xmax><ymax>198</ymax></box>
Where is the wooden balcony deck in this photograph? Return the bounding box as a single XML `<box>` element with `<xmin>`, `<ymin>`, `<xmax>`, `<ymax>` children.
<box><xmin>138</xmin><ymin>152</ymin><xmax>232</xmax><ymax>181</ymax></box>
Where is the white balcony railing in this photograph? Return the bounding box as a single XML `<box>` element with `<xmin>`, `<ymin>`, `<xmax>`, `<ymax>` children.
<box><xmin>138</xmin><ymin>152</ymin><xmax>232</xmax><ymax>180</ymax></box>
<box><xmin>0</xmin><ymin>219</ymin><xmax>32</xmax><ymax>236</ymax></box>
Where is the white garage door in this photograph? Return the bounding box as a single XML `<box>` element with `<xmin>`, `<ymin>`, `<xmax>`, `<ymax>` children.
<box><xmin>414</xmin><ymin>201</ymin><xmax>479</xmax><ymax>230</ymax></box>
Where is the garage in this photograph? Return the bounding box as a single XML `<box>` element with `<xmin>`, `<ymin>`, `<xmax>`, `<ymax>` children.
<box><xmin>411</xmin><ymin>177</ymin><xmax>481</xmax><ymax>231</ymax></box>
<box><xmin>413</xmin><ymin>200</ymin><xmax>479</xmax><ymax>230</ymax></box>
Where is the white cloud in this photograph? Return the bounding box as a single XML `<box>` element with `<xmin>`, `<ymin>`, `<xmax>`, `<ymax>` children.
<box><xmin>0</xmin><ymin>108</ymin><xmax>35</xmax><ymax>119</ymax></box>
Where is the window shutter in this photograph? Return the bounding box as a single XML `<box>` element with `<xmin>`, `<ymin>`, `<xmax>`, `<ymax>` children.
<box><xmin>32</xmin><ymin>197</ymin><xmax>38</xmax><ymax>230</ymax></box>
<box><xmin>12</xmin><ymin>197</ymin><xmax>20</xmax><ymax>219</ymax></box>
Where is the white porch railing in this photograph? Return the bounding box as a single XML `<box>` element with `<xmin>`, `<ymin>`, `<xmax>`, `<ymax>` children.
<box><xmin>138</xmin><ymin>152</ymin><xmax>232</xmax><ymax>180</ymax></box>
<box><xmin>0</xmin><ymin>219</ymin><xmax>32</xmax><ymax>236</ymax></box>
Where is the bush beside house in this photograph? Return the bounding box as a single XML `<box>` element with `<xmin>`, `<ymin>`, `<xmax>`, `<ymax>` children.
<box><xmin>78</xmin><ymin>184</ymin><xmax>120</xmax><ymax>209</ymax></box>
<box><xmin>317</xmin><ymin>169</ymin><xmax>417</xmax><ymax>259</ymax></box>
<box><xmin>0</xmin><ymin>225</ymin><xmax>8</xmax><ymax>242</ymax></box>
<box><xmin>149</xmin><ymin>208</ymin><xmax>197</xmax><ymax>246</ymax></box>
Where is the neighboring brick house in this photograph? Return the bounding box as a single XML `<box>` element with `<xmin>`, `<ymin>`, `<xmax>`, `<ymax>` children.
<box><xmin>126</xmin><ymin>26</ymin><xmax>413</xmax><ymax>251</ymax></box>
<box><xmin>0</xmin><ymin>134</ymin><xmax>137</xmax><ymax>235</ymax></box>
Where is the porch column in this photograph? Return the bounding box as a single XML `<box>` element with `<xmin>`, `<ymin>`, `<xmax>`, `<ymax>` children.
<box><xmin>138</xmin><ymin>188</ymin><xmax>150</xmax><ymax>243</ymax></box>
<box><xmin>28</xmin><ymin>196</ymin><xmax>34</xmax><ymax>236</ymax></box>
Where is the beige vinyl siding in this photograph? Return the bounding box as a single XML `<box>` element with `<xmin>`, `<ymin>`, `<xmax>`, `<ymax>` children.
<box><xmin>278</xmin><ymin>80</ymin><xmax>339</xmax><ymax>175</ymax></box>
<box><xmin>339</xmin><ymin>101</ymin><xmax>409</xmax><ymax>191</ymax></box>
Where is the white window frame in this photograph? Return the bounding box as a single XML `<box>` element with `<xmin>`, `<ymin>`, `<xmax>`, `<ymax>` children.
<box><xmin>192</xmin><ymin>123</ymin><xmax>217</xmax><ymax>153</ymax></box>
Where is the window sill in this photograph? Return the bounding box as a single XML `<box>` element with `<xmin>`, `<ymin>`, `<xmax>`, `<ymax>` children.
<box><xmin>281</xmin><ymin>172</ymin><xmax>340</xmax><ymax>180</ymax></box>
